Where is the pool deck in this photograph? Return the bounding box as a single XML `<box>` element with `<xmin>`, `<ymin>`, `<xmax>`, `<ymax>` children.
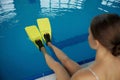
<box><xmin>36</xmin><ymin>61</ymin><xmax>94</xmax><ymax>80</ymax></box>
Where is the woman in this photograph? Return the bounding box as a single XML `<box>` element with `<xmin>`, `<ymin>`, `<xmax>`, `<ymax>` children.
<box><xmin>35</xmin><ymin>13</ymin><xmax>120</xmax><ymax>80</ymax></box>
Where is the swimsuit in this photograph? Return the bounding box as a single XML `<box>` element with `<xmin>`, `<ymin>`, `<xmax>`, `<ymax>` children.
<box><xmin>88</xmin><ymin>68</ymin><xmax>99</xmax><ymax>80</ymax></box>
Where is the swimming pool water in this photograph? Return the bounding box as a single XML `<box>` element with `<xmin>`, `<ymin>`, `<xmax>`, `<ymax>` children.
<box><xmin>0</xmin><ymin>0</ymin><xmax>120</xmax><ymax>80</ymax></box>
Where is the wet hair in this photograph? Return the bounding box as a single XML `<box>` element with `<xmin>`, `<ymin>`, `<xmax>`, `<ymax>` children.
<box><xmin>90</xmin><ymin>13</ymin><xmax>120</xmax><ymax>56</ymax></box>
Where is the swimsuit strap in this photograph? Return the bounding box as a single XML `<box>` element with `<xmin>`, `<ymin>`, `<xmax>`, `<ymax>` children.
<box><xmin>88</xmin><ymin>68</ymin><xmax>99</xmax><ymax>80</ymax></box>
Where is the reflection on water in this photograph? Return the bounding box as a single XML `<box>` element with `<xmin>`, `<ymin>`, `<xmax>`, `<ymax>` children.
<box><xmin>98</xmin><ymin>0</ymin><xmax>120</xmax><ymax>12</ymax></box>
<box><xmin>98</xmin><ymin>7</ymin><xmax>109</xmax><ymax>12</ymax></box>
<box><xmin>0</xmin><ymin>0</ymin><xmax>16</xmax><ymax>23</ymax></box>
<box><xmin>0</xmin><ymin>0</ymin><xmax>119</xmax><ymax>22</ymax></box>
<box><xmin>39</xmin><ymin>0</ymin><xmax>86</xmax><ymax>17</ymax></box>
<box><xmin>39</xmin><ymin>0</ymin><xmax>120</xmax><ymax>17</ymax></box>
<box><xmin>101</xmin><ymin>0</ymin><xmax>120</xmax><ymax>8</ymax></box>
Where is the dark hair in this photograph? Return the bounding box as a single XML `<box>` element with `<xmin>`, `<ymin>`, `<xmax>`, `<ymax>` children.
<box><xmin>90</xmin><ymin>14</ymin><xmax>120</xmax><ymax>56</ymax></box>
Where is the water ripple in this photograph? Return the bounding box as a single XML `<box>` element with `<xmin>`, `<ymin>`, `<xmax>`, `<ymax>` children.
<box><xmin>39</xmin><ymin>0</ymin><xmax>86</xmax><ymax>17</ymax></box>
<box><xmin>0</xmin><ymin>0</ymin><xmax>16</xmax><ymax>23</ymax></box>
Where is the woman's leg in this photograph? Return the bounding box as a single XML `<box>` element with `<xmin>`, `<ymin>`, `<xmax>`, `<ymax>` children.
<box><xmin>48</xmin><ymin>42</ymin><xmax>81</xmax><ymax>75</ymax></box>
<box><xmin>44</xmin><ymin>33</ymin><xmax>81</xmax><ymax>75</ymax></box>
<box><xmin>35</xmin><ymin>40</ymin><xmax>70</xmax><ymax>80</ymax></box>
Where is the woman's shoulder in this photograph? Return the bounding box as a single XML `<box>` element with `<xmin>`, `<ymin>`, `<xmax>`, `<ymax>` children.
<box><xmin>71</xmin><ymin>62</ymin><xmax>107</xmax><ymax>80</ymax></box>
<box><xmin>71</xmin><ymin>59</ymin><xmax>120</xmax><ymax>80</ymax></box>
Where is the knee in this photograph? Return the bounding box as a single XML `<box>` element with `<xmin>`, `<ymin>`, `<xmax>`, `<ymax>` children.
<box><xmin>50</xmin><ymin>61</ymin><xmax>61</xmax><ymax>69</ymax></box>
<box><xmin>54</xmin><ymin>61</ymin><xmax>61</xmax><ymax>67</ymax></box>
<box><xmin>51</xmin><ymin>61</ymin><xmax>60</xmax><ymax>69</ymax></box>
<box><xmin>62</xmin><ymin>56</ymin><xmax>70</xmax><ymax>64</ymax></box>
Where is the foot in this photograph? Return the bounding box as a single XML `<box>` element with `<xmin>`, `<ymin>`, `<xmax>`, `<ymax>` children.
<box><xmin>44</xmin><ymin>33</ymin><xmax>51</xmax><ymax>45</ymax></box>
<box><xmin>35</xmin><ymin>39</ymin><xmax>44</xmax><ymax>50</ymax></box>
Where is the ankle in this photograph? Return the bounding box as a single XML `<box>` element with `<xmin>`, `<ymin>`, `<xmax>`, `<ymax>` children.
<box><xmin>48</xmin><ymin>42</ymin><xmax>52</xmax><ymax>47</ymax></box>
<box><xmin>35</xmin><ymin>40</ymin><xmax>44</xmax><ymax>49</ymax></box>
<box><xmin>44</xmin><ymin>33</ymin><xmax>51</xmax><ymax>45</ymax></box>
<box><xmin>39</xmin><ymin>46</ymin><xmax>44</xmax><ymax>51</ymax></box>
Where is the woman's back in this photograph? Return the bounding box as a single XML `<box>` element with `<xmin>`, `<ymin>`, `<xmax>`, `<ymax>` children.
<box><xmin>72</xmin><ymin>14</ymin><xmax>120</xmax><ymax>80</ymax></box>
<box><xmin>106</xmin><ymin>57</ymin><xmax>120</xmax><ymax>80</ymax></box>
<box><xmin>88</xmin><ymin>13</ymin><xmax>120</xmax><ymax>80</ymax></box>
<box><xmin>91</xmin><ymin>56</ymin><xmax>120</xmax><ymax>80</ymax></box>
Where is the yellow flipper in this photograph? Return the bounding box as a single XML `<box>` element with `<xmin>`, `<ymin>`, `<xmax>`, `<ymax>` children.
<box><xmin>37</xmin><ymin>18</ymin><xmax>51</xmax><ymax>43</ymax></box>
<box><xmin>25</xmin><ymin>25</ymin><xmax>42</xmax><ymax>48</ymax></box>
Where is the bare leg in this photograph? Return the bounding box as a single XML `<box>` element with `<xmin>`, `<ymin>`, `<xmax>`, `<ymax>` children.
<box><xmin>41</xmin><ymin>47</ymin><xmax>70</xmax><ymax>80</ymax></box>
<box><xmin>44</xmin><ymin>33</ymin><xmax>81</xmax><ymax>75</ymax></box>
<box><xmin>47</xmin><ymin>42</ymin><xmax>81</xmax><ymax>75</ymax></box>
<box><xmin>35</xmin><ymin>40</ymin><xmax>70</xmax><ymax>80</ymax></box>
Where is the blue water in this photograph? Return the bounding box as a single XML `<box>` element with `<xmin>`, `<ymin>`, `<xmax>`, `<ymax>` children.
<box><xmin>0</xmin><ymin>0</ymin><xmax>120</xmax><ymax>80</ymax></box>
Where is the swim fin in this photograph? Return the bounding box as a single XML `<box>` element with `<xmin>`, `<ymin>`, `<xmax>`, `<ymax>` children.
<box><xmin>25</xmin><ymin>25</ymin><xmax>42</xmax><ymax>48</ymax></box>
<box><xmin>37</xmin><ymin>18</ymin><xmax>52</xmax><ymax>43</ymax></box>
